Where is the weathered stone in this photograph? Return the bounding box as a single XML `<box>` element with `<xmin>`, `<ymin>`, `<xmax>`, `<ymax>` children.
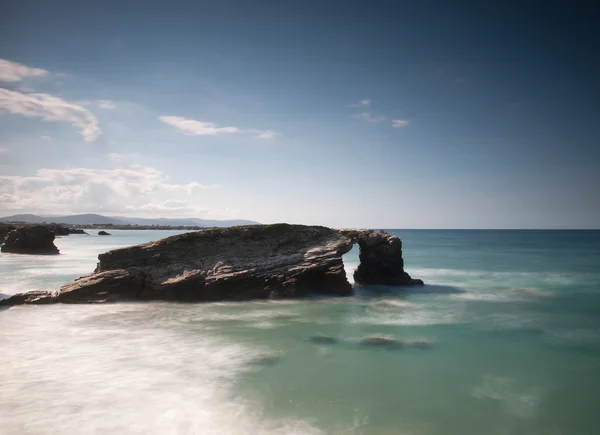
<box><xmin>340</xmin><ymin>229</ymin><xmax>424</xmax><ymax>286</ymax></box>
<box><xmin>0</xmin><ymin>290</ymin><xmax>57</xmax><ymax>305</ymax></box>
<box><xmin>1</xmin><ymin>224</ymin><xmax>423</xmax><ymax>305</ymax></box>
<box><xmin>0</xmin><ymin>223</ymin><xmax>16</xmax><ymax>243</ymax></box>
<box><xmin>1</xmin><ymin>225</ymin><xmax>59</xmax><ymax>255</ymax></box>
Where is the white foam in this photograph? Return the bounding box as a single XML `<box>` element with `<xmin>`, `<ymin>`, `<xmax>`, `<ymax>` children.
<box><xmin>0</xmin><ymin>304</ymin><xmax>323</xmax><ymax>435</ymax></box>
<box><xmin>471</xmin><ymin>375</ymin><xmax>542</xmax><ymax>418</ymax></box>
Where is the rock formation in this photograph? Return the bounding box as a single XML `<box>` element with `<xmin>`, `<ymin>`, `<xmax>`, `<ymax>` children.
<box><xmin>44</xmin><ymin>223</ymin><xmax>88</xmax><ymax>236</ymax></box>
<box><xmin>98</xmin><ymin>231</ymin><xmax>111</xmax><ymax>236</ymax></box>
<box><xmin>0</xmin><ymin>225</ymin><xmax>60</xmax><ymax>255</ymax></box>
<box><xmin>340</xmin><ymin>229</ymin><xmax>422</xmax><ymax>286</ymax></box>
<box><xmin>1</xmin><ymin>224</ymin><xmax>422</xmax><ymax>305</ymax></box>
<box><xmin>0</xmin><ymin>223</ymin><xmax>16</xmax><ymax>243</ymax></box>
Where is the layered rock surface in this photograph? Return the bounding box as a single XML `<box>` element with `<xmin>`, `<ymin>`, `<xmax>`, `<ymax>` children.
<box><xmin>1</xmin><ymin>224</ymin><xmax>422</xmax><ymax>305</ymax></box>
<box><xmin>0</xmin><ymin>225</ymin><xmax>60</xmax><ymax>255</ymax></box>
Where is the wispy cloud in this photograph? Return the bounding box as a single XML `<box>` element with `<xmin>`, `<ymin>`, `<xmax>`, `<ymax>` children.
<box><xmin>159</xmin><ymin>115</ymin><xmax>278</xmax><ymax>139</ymax></box>
<box><xmin>0</xmin><ymin>166</ymin><xmax>215</xmax><ymax>215</ymax></box>
<box><xmin>97</xmin><ymin>100</ymin><xmax>116</xmax><ymax>109</ymax></box>
<box><xmin>0</xmin><ymin>89</ymin><xmax>101</xmax><ymax>141</ymax></box>
<box><xmin>0</xmin><ymin>59</ymin><xmax>48</xmax><ymax>83</ymax></box>
<box><xmin>108</xmin><ymin>153</ymin><xmax>123</xmax><ymax>161</ymax></box>
<box><xmin>351</xmin><ymin>99</ymin><xmax>371</xmax><ymax>107</ymax></box>
<box><xmin>355</xmin><ymin>112</ymin><xmax>385</xmax><ymax>123</ymax></box>
<box><xmin>392</xmin><ymin>119</ymin><xmax>409</xmax><ymax>128</ymax></box>
<box><xmin>0</xmin><ymin>147</ymin><xmax>8</xmax><ymax>155</ymax></box>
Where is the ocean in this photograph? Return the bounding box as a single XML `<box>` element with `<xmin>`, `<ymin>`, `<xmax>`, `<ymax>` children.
<box><xmin>1</xmin><ymin>229</ymin><xmax>599</xmax><ymax>435</ymax></box>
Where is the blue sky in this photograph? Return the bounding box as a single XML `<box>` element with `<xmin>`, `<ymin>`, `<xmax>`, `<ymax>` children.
<box><xmin>0</xmin><ymin>0</ymin><xmax>598</xmax><ymax>228</ymax></box>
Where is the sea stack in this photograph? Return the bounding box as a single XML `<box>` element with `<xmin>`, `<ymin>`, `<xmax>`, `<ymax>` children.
<box><xmin>0</xmin><ymin>225</ymin><xmax>60</xmax><ymax>255</ymax></box>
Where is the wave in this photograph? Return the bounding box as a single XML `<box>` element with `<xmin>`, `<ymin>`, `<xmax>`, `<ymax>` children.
<box><xmin>0</xmin><ymin>304</ymin><xmax>324</xmax><ymax>435</ymax></box>
<box><xmin>471</xmin><ymin>375</ymin><xmax>542</xmax><ymax>418</ymax></box>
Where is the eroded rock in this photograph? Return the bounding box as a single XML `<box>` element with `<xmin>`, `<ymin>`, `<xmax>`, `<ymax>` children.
<box><xmin>2</xmin><ymin>224</ymin><xmax>423</xmax><ymax>305</ymax></box>
<box><xmin>0</xmin><ymin>226</ymin><xmax>59</xmax><ymax>255</ymax></box>
<box><xmin>340</xmin><ymin>229</ymin><xmax>424</xmax><ymax>286</ymax></box>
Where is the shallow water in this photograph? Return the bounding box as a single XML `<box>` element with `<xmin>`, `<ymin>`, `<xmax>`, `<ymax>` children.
<box><xmin>1</xmin><ymin>230</ymin><xmax>600</xmax><ymax>434</ymax></box>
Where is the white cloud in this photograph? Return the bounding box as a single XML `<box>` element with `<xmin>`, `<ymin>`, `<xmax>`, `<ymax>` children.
<box><xmin>134</xmin><ymin>199</ymin><xmax>208</xmax><ymax>215</ymax></box>
<box><xmin>159</xmin><ymin>115</ymin><xmax>277</xmax><ymax>139</ymax></box>
<box><xmin>392</xmin><ymin>119</ymin><xmax>409</xmax><ymax>128</ymax></box>
<box><xmin>0</xmin><ymin>58</ymin><xmax>48</xmax><ymax>83</ymax></box>
<box><xmin>351</xmin><ymin>99</ymin><xmax>371</xmax><ymax>107</ymax></box>
<box><xmin>355</xmin><ymin>112</ymin><xmax>385</xmax><ymax>123</ymax></box>
<box><xmin>0</xmin><ymin>89</ymin><xmax>101</xmax><ymax>141</ymax></box>
<box><xmin>0</xmin><ymin>147</ymin><xmax>8</xmax><ymax>155</ymax></box>
<box><xmin>97</xmin><ymin>100</ymin><xmax>116</xmax><ymax>109</ymax></box>
<box><xmin>0</xmin><ymin>166</ymin><xmax>216</xmax><ymax>216</ymax></box>
<box><xmin>108</xmin><ymin>153</ymin><xmax>123</xmax><ymax>161</ymax></box>
<box><xmin>159</xmin><ymin>116</ymin><xmax>238</xmax><ymax>136</ymax></box>
<box><xmin>248</xmin><ymin>129</ymin><xmax>279</xmax><ymax>139</ymax></box>
<box><xmin>40</xmin><ymin>135</ymin><xmax>52</xmax><ymax>140</ymax></box>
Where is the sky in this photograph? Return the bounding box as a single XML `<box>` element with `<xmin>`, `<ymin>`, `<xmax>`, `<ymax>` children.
<box><xmin>0</xmin><ymin>0</ymin><xmax>598</xmax><ymax>229</ymax></box>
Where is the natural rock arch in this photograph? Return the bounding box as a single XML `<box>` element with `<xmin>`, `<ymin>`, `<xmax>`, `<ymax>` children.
<box><xmin>1</xmin><ymin>224</ymin><xmax>422</xmax><ymax>305</ymax></box>
<box><xmin>339</xmin><ymin>229</ymin><xmax>423</xmax><ymax>286</ymax></box>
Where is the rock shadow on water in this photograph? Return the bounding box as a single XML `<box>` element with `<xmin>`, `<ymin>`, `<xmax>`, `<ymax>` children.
<box><xmin>354</xmin><ymin>283</ymin><xmax>464</xmax><ymax>298</ymax></box>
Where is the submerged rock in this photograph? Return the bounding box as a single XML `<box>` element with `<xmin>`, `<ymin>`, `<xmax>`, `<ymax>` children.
<box><xmin>0</xmin><ymin>226</ymin><xmax>60</xmax><ymax>255</ymax></box>
<box><xmin>359</xmin><ymin>335</ymin><xmax>403</xmax><ymax>349</ymax></box>
<box><xmin>308</xmin><ymin>335</ymin><xmax>339</xmax><ymax>344</ymax></box>
<box><xmin>1</xmin><ymin>224</ymin><xmax>423</xmax><ymax>305</ymax></box>
<box><xmin>98</xmin><ymin>231</ymin><xmax>111</xmax><ymax>236</ymax></box>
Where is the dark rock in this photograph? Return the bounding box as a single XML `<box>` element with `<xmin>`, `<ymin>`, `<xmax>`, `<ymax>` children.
<box><xmin>309</xmin><ymin>335</ymin><xmax>339</xmax><ymax>344</ymax></box>
<box><xmin>2</xmin><ymin>224</ymin><xmax>423</xmax><ymax>305</ymax></box>
<box><xmin>340</xmin><ymin>229</ymin><xmax>424</xmax><ymax>286</ymax></box>
<box><xmin>1</xmin><ymin>225</ymin><xmax>59</xmax><ymax>255</ymax></box>
<box><xmin>359</xmin><ymin>335</ymin><xmax>403</xmax><ymax>349</ymax></box>
<box><xmin>45</xmin><ymin>223</ymin><xmax>71</xmax><ymax>236</ymax></box>
<box><xmin>98</xmin><ymin>231</ymin><xmax>111</xmax><ymax>236</ymax></box>
<box><xmin>0</xmin><ymin>223</ymin><xmax>16</xmax><ymax>243</ymax></box>
<box><xmin>0</xmin><ymin>290</ymin><xmax>57</xmax><ymax>305</ymax></box>
<box><xmin>68</xmin><ymin>228</ymin><xmax>88</xmax><ymax>235</ymax></box>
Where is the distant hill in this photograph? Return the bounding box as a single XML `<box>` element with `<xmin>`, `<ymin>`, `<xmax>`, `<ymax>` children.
<box><xmin>0</xmin><ymin>214</ymin><xmax>260</xmax><ymax>227</ymax></box>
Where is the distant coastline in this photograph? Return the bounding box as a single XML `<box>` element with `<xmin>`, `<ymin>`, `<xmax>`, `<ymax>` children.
<box><xmin>0</xmin><ymin>213</ymin><xmax>260</xmax><ymax>228</ymax></box>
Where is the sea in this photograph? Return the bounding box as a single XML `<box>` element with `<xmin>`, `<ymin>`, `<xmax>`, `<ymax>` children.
<box><xmin>1</xmin><ymin>229</ymin><xmax>599</xmax><ymax>435</ymax></box>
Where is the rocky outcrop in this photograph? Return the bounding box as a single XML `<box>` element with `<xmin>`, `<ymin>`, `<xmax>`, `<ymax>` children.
<box><xmin>98</xmin><ymin>231</ymin><xmax>111</xmax><ymax>236</ymax></box>
<box><xmin>0</xmin><ymin>223</ymin><xmax>16</xmax><ymax>243</ymax></box>
<box><xmin>0</xmin><ymin>224</ymin><xmax>422</xmax><ymax>305</ymax></box>
<box><xmin>45</xmin><ymin>223</ymin><xmax>88</xmax><ymax>236</ymax></box>
<box><xmin>340</xmin><ymin>229</ymin><xmax>424</xmax><ymax>286</ymax></box>
<box><xmin>0</xmin><ymin>225</ymin><xmax>60</xmax><ymax>255</ymax></box>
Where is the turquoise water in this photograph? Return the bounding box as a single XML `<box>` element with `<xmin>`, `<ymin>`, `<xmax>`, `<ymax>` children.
<box><xmin>1</xmin><ymin>230</ymin><xmax>599</xmax><ymax>434</ymax></box>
